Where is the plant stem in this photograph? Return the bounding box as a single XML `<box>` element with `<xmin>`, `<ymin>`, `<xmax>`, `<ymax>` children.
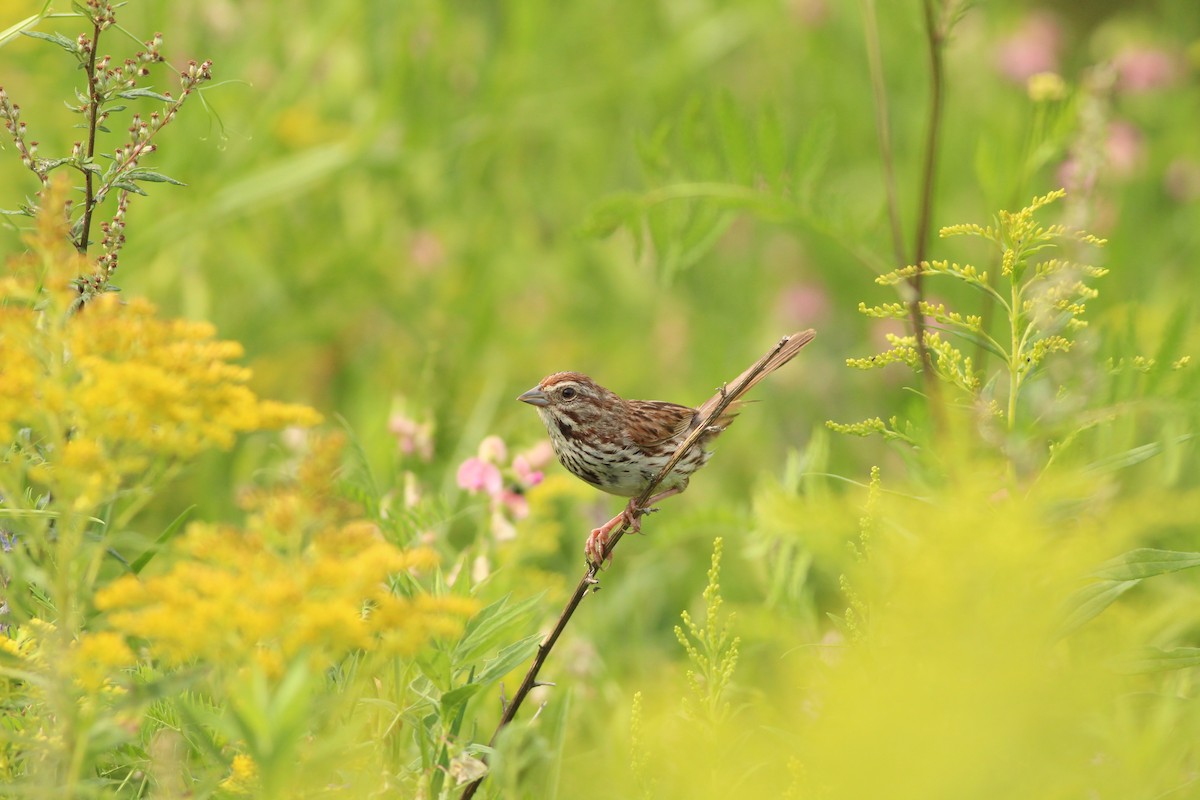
<box><xmin>458</xmin><ymin>334</ymin><xmax>800</xmax><ymax>799</ymax></box>
<box><xmin>910</xmin><ymin>0</ymin><xmax>947</xmax><ymax>406</ymax></box>
<box><xmin>76</xmin><ymin>18</ymin><xmax>102</xmax><ymax>254</ymax></box>
<box><xmin>1007</xmin><ymin>278</ymin><xmax>1021</xmax><ymax>432</ymax></box>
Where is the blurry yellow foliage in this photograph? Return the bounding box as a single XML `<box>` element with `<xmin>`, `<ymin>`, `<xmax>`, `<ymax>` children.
<box><xmin>96</xmin><ymin>518</ymin><xmax>474</xmax><ymax>675</ymax></box>
<box><xmin>569</xmin><ymin>467</ymin><xmax>1194</xmax><ymax>800</ymax></box>
<box><xmin>0</xmin><ymin>180</ymin><xmax>321</xmax><ymax>512</ymax></box>
<box><xmin>95</xmin><ymin>433</ymin><xmax>477</xmax><ymax>675</ymax></box>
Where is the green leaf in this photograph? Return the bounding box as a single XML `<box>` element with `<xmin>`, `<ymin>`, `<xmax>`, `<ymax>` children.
<box><xmin>129</xmin><ymin>505</ymin><xmax>195</xmax><ymax>574</ymax></box>
<box><xmin>755</xmin><ymin>104</ymin><xmax>786</xmax><ymax>183</ymax></box>
<box><xmin>712</xmin><ymin>91</ymin><xmax>752</xmax><ymax>182</ymax></box>
<box><xmin>439</xmin><ymin>682</ymin><xmax>483</xmax><ymax>717</ymax></box>
<box><xmin>1092</xmin><ymin>548</ymin><xmax>1200</xmax><ymax>581</ymax></box>
<box><xmin>473</xmin><ymin>633</ymin><xmax>542</xmax><ymax>687</ymax></box>
<box><xmin>1059</xmin><ymin>579</ymin><xmax>1139</xmax><ymax>636</ymax></box>
<box><xmin>125</xmin><ymin>169</ymin><xmax>186</xmax><ymax>186</ymax></box>
<box><xmin>1117</xmin><ymin>646</ymin><xmax>1200</xmax><ymax>674</ymax></box>
<box><xmin>0</xmin><ymin>1</ymin><xmax>52</xmax><ymax>49</ymax></box>
<box><xmin>452</xmin><ymin>593</ymin><xmax>542</xmax><ymax>668</ymax></box>
<box><xmin>21</xmin><ymin>29</ymin><xmax>78</xmax><ymax>55</ymax></box>
<box><xmin>1084</xmin><ymin>435</ymin><xmax>1194</xmax><ymax>474</ymax></box>
<box><xmin>440</xmin><ymin>633</ymin><xmax>541</xmax><ymax>720</ymax></box>
<box><xmin>578</xmin><ymin>192</ymin><xmax>643</xmax><ymax>239</ymax></box>
<box><xmin>117</xmin><ymin>88</ymin><xmax>175</xmax><ymax>103</ymax></box>
<box><xmin>112</xmin><ymin>179</ymin><xmax>149</xmax><ymax>196</ymax></box>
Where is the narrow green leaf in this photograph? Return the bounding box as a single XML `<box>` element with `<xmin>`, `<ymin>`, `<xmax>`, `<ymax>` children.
<box><xmin>439</xmin><ymin>683</ymin><xmax>482</xmax><ymax>717</ymax></box>
<box><xmin>1092</xmin><ymin>548</ymin><xmax>1200</xmax><ymax>581</ymax></box>
<box><xmin>0</xmin><ymin>2</ymin><xmax>52</xmax><ymax>49</ymax></box>
<box><xmin>1060</xmin><ymin>579</ymin><xmax>1139</xmax><ymax>636</ymax></box>
<box><xmin>130</xmin><ymin>506</ymin><xmax>195</xmax><ymax>574</ymax></box>
<box><xmin>1117</xmin><ymin>646</ymin><xmax>1200</xmax><ymax>674</ymax></box>
<box><xmin>453</xmin><ymin>593</ymin><xmax>542</xmax><ymax>667</ymax></box>
<box><xmin>578</xmin><ymin>192</ymin><xmax>643</xmax><ymax>239</ymax></box>
<box><xmin>126</xmin><ymin>169</ymin><xmax>186</xmax><ymax>186</ymax></box>
<box><xmin>117</xmin><ymin>88</ymin><xmax>175</xmax><ymax>102</ymax></box>
<box><xmin>1084</xmin><ymin>435</ymin><xmax>1194</xmax><ymax>474</ymax></box>
<box><xmin>21</xmin><ymin>29</ymin><xmax>77</xmax><ymax>54</ymax></box>
<box><xmin>473</xmin><ymin>633</ymin><xmax>542</xmax><ymax>687</ymax></box>
<box><xmin>112</xmin><ymin>180</ymin><xmax>148</xmax><ymax>196</ymax></box>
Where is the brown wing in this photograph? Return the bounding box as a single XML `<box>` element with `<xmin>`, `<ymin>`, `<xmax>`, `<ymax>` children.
<box><xmin>624</xmin><ymin>400</ymin><xmax>697</xmax><ymax>447</ymax></box>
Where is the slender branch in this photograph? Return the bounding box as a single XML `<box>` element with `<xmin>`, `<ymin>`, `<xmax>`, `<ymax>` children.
<box><xmin>77</xmin><ymin>17</ymin><xmax>103</xmax><ymax>253</ymax></box>
<box><xmin>910</xmin><ymin>0</ymin><xmax>948</xmax><ymax>417</ymax></box>
<box><xmin>459</xmin><ymin>335</ymin><xmax>796</xmax><ymax>800</ymax></box>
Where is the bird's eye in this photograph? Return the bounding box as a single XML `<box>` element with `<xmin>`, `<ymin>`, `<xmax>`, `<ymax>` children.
<box><xmin>561</xmin><ymin>387</ymin><xmax>577</xmax><ymax>400</ymax></box>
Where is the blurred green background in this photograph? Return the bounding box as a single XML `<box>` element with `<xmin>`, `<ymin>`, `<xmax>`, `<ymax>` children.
<box><xmin>3</xmin><ymin>1</ymin><xmax>1200</xmax><ymax>795</ymax></box>
<box><xmin>3</xmin><ymin>0</ymin><xmax>1197</xmax><ymax>502</ymax></box>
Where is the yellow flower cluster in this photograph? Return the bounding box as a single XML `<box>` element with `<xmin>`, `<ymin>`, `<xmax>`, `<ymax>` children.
<box><xmin>0</xmin><ymin>182</ymin><xmax>321</xmax><ymax>512</ymax></box>
<box><xmin>95</xmin><ymin>520</ymin><xmax>475</xmax><ymax>674</ymax></box>
<box><xmin>220</xmin><ymin>754</ymin><xmax>260</xmax><ymax>796</ymax></box>
<box><xmin>71</xmin><ymin>631</ymin><xmax>136</xmax><ymax>693</ymax></box>
<box><xmin>0</xmin><ymin>621</ymin><xmax>134</xmax><ymax>697</ymax></box>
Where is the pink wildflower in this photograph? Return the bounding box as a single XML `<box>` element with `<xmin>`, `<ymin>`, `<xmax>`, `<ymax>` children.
<box><xmin>512</xmin><ymin>455</ymin><xmax>544</xmax><ymax>489</ymax></box>
<box><xmin>496</xmin><ymin>489</ymin><xmax>530</xmax><ymax>520</ymax></box>
<box><xmin>478</xmin><ymin>435</ymin><xmax>507</xmax><ymax>464</ymax></box>
<box><xmin>389</xmin><ymin>412</ymin><xmax>433</xmax><ymax>461</ymax></box>
<box><xmin>520</xmin><ymin>440</ymin><xmax>555</xmax><ymax>470</ymax></box>
<box><xmin>1114</xmin><ymin>47</ymin><xmax>1178</xmax><ymax>93</ymax></box>
<box><xmin>995</xmin><ymin>12</ymin><xmax>1062</xmax><ymax>83</ymax></box>
<box><xmin>777</xmin><ymin>282</ymin><xmax>831</xmax><ymax>326</ymax></box>
<box><xmin>457</xmin><ymin>457</ymin><xmax>502</xmax><ymax>495</ymax></box>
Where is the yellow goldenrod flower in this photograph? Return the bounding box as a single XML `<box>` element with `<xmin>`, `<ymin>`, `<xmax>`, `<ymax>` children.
<box><xmin>220</xmin><ymin>754</ymin><xmax>260</xmax><ymax>795</ymax></box>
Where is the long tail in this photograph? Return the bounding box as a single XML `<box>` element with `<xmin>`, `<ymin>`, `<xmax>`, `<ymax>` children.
<box><xmin>697</xmin><ymin>329</ymin><xmax>816</xmax><ymax>423</ymax></box>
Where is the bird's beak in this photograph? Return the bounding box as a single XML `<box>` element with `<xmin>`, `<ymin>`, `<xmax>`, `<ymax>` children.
<box><xmin>517</xmin><ymin>386</ymin><xmax>550</xmax><ymax>407</ymax></box>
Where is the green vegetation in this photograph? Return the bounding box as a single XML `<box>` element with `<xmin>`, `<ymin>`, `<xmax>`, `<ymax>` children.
<box><xmin>1</xmin><ymin>0</ymin><xmax>1198</xmax><ymax>797</ymax></box>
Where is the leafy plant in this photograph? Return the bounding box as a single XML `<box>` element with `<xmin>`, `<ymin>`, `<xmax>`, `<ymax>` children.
<box><xmin>0</xmin><ymin>0</ymin><xmax>211</xmax><ymax>304</ymax></box>
<box><xmin>830</xmin><ymin>190</ymin><xmax>1108</xmax><ymax>456</ymax></box>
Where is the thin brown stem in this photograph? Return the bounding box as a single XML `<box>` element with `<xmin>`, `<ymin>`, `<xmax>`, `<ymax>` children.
<box><xmin>910</xmin><ymin>0</ymin><xmax>947</xmax><ymax>412</ymax></box>
<box><xmin>459</xmin><ymin>334</ymin><xmax>798</xmax><ymax>799</ymax></box>
<box><xmin>76</xmin><ymin>18</ymin><xmax>103</xmax><ymax>253</ymax></box>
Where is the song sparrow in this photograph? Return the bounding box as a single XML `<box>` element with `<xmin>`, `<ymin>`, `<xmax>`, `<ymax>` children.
<box><xmin>518</xmin><ymin>330</ymin><xmax>816</xmax><ymax>566</ymax></box>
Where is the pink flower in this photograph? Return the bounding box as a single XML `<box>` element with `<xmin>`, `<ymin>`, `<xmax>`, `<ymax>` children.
<box><xmin>477</xmin><ymin>435</ymin><xmax>507</xmax><ymax>464</ymax></box>
<box><xmin>1105</xmin><ymin>120</ymin><xmax>1144</xmax><ymax>177</ymax></box>
<box><xmin>1165</xmin><ymin>159</ymin><xmax>1200</xmax><ymax>203</ymax></box>
<box><xmin>520</xmin><ymin>440</ymin><xmax>555</xmax><ymax>470</ymax></box>
<box><xmin>389</xmin><ymin>412</ymin><xmax>433</xmax><ymax>461</ymax></box>
<box><xmin>496</xmin><ymin>489</ymin><xmax>530</xmax><ymax>520</ymax></box>
<box><xmin>777</xmin><ymin>282</ymin><xmax>831</xmax><ymax>326</ymax></box>
<box><xmin>457</xmin><ymin>457</ymin><xmax>502</xmax><ymax>495</ymax></box>
<box><xmin>1114</xmin><ymin>47</ymin><xmax>1178</xmax><ymax>94</ymax></box>
<box><xmin>1056</xmin><ymin>156</ymin><xmax>1094</xmax><ymax>194</ymax></box>
<box><xmin>995</xmin><ymin>12</ymin><xmax>1062</xmax><ymax>83</ymax></box>
<box><xmin>409</xmin><ymin>229</ymin><xmax>446</xmax><ymax>272</ymax></box>
<box><xmin>512</xmin><ymin>455</ymin><xmax>544</xmax><ymax>489</ymax></box>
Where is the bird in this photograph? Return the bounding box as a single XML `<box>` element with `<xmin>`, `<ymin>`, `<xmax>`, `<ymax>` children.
<box><xmin>517</xmin><ymin>330</ymin><xmax>816</xmax><ymax>565</ymax></box>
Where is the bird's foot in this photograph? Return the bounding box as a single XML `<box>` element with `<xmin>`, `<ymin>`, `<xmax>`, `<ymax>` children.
<box><xmin>585</xmin><ymin>490</ymin><xmax>684</xmax><ymax>566</ymax></box>
<box><xmin>585</xmin><ymin>502</ymin><xmax>646</xmax><ymax>567</ymax></box>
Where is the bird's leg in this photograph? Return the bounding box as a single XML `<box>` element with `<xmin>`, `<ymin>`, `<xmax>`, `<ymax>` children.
<box><xmin>585</xmin><ymin>509</ymin><xmax>628</xmax><ymax>567</ymax></box>
<box><xmin>584</xmin><ymin>488</ymin><xmax>685</xmax><ymax>567</ymax></box>
<box><xmin>630</xmin><ymin>487</ymin><xmax>683</xmax><ymax>528</ymax></box>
